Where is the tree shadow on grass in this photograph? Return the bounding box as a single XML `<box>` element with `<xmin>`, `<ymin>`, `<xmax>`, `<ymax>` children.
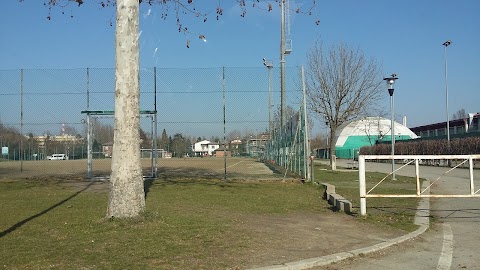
<box><xmin>138</xmin><ymin>167</ymin><xmax>244</xmax><ymax>199</ymax></box>
<box><xmin>0</xmin><ymin>181</ymin><xmax>94</xmax><ymax>238</ymax></box>
<box><xmin>369</xmin><ymin>206</ymin><xmax>420</xmax><ymax>216</ymax></box>
<box><xmin>144</xmin><ymin>166</ymin><xmax>281</xmax><ymax>192</ymax></box>
<box><xmin>143</xmin><ymin>165</ymin><xmax>297</xmax><ymax>200</ymax></box>
<box><xmin>429</xmin><ymin>208</ymin><xmax>480</xmax><ymax>220</ymax></box>
<box><xmin>144</xmin><ymin>177</ymin><xmax>155</xmax><ymax>199</ymax></box>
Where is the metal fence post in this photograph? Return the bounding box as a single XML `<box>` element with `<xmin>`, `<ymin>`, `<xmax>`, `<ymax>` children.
<box><xmin>415</xmin><ymin>158</ymin><xmax>420</xmax><ymax>196</ymax></box>
<box><xmin>359</xmin><ymin>155</ymin><xmax>367</xmax><ymax>215</ymax></box>
<box><xmin>20</xmin><ymin>69</ymin><xmax>24</xmax><ymax>172</ymax></box>
<box><xmin>469</xmin><ymin>156</ymin><xmax>474</xmax><ymax>195</ymax></box>
<box><xmin>87</xmin><ymin>113</ymin><xmax>92</xmax><ymax>179</ymax></box>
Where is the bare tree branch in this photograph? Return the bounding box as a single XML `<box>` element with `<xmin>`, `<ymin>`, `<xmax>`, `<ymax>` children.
<box><xmin>452</xmin><ymin>108</ymin><xmax>467</xmax><ymax>120</ymax></box>
<box><xmin>36</xmin><ymin>0</ymin><xmax>319</xmax><ymax>47</ymax></box>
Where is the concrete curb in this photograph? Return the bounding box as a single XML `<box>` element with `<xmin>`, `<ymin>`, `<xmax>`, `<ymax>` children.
<box><xmin>248</xmin><ymin>181</ymin><xmax>431</xmax><ymax>270</ymax></box>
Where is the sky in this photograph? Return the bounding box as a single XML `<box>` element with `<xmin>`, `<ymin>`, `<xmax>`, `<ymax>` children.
<box><xmin>1</xmin><ymin>0</ymin><xmax>479</xmax><ymax>138</ymax></box>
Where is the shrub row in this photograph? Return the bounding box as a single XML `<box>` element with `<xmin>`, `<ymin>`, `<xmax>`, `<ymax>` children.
<box><xmin>360</xmin><ymin>137</ymin><xmax>480</xmax><ymax>156</ymax></box>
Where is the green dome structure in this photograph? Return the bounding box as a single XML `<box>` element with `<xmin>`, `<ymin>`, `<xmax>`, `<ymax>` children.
<box><xmin>334</xmin><ymin>117</ymin><xmax>418</xmax><ymax>159</ymax></box>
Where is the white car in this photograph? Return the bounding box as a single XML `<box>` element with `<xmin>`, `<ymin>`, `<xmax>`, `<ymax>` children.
<box><xmin>47</xmin><ymin>154</ymin><xmax>68</xmax><ymax>160</ymax></box>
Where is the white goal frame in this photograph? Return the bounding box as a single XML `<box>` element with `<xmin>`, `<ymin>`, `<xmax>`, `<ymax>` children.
<box><xmin>81</xmin><ymin>110</ymin><xmax>157</xmax><ymax>179</ymax></box>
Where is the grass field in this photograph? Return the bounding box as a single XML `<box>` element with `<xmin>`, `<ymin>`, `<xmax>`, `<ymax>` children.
<box><xmin>0</xmin><ymin>178</ymin><xmax>322</xmax><ymax>269</ymax></box>
<box><xmin>0</xmin><ymin>158</ymin><xmax>422</xmax><ymax>269</ymax></box>
<box><xmin>0</xmin><ymin>157</ymin><xmax>277</xmax><ymax>180</ymax></box>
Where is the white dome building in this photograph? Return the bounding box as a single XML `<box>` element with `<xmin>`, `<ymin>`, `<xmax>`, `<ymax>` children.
<box><xmin>334</xmin><ymin>117</ymin><xmax>418</xmax><ymax>159</ymax></box>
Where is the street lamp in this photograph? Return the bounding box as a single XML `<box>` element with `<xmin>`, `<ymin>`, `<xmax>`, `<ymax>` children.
<box><xmin>384</xmin><ymin>73</ymin><xmax>398</xmax><ymax>180</ymax></box>
<box><xmin>263</xmin><ymin>58</ymin><xmax>274</xmax><ymax>138</ymax></box>
<box><xmin>442</xmin><ymin>40</ymin><xmax>452</xmax><ymax>146</ymax></box>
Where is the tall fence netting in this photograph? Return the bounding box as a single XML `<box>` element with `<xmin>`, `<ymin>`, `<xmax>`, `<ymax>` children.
<box><xmin>0</xmin><ymin>67</ymin><xmax>310</xmax><ymax>180</ymax></box>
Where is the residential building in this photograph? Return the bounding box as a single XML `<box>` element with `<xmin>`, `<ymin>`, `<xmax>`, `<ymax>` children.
<box><xmin>191</xmin><ymin>140</ymin><xmax>220</xmax><ymax>156</ymax></box>
<box><xmin>246</xmin><ymin>133</ymin><xmax>269</xmax><ymax>157</ymax></box>
<box><xmin>229</xmin><ymin>139</ymin><xmax>242</xmax><ymax>156</ymax></box>
<box><xmin>33</xmin><ymin>134</ymin><xmax>83</xmax><ymax>147</ymax></box>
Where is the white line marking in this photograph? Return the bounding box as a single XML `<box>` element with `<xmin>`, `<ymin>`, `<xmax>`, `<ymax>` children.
<box><xmin>215</xmin><ymin>160</ymin><xmax>244</xmax><ymax>172</ymax></box>
<box><xmin>437</xmin><ymin>223</ymin><xmax>453</xmax><ymax>270</ymax></box>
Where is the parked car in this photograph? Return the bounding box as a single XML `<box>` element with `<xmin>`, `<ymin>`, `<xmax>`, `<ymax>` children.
<box><xmin>47</xmin><ymin>154</ymin><xmax>68</xmax><ymax>160</ymax></box>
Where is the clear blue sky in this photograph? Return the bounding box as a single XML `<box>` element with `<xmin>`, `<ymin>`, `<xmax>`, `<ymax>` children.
<box><xmin>1</xmin><ymin>0</ymin><xmax>479</xmax><ymax>136</ymax></box>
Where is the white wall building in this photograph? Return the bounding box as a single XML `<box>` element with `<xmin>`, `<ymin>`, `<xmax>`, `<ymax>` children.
<box><xmin>191</xmin><ymin>140</ymin><xmax>220</xmax><ymax>156</ymax></box>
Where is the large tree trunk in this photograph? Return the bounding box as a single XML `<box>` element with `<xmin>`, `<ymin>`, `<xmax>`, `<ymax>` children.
<box><xmin>107</xmin><ymin>0</ymin><xmax>145</xmax><ymax>218</ymax></box>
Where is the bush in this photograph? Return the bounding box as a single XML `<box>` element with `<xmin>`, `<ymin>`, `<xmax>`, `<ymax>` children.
<box><xmin>360</xmin><ymin>137</ymin><xmax>480</xmax><ymax>155</ymax></box>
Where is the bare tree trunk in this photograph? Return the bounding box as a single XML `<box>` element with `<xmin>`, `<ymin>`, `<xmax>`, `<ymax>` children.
<box><xmin>107</xmin><ymin>0</ymin><xmax>145</xmax><ymax>218</ymax></box>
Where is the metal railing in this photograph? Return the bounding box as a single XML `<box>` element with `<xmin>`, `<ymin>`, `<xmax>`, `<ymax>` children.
<box><xmin>359</xmin><ymin>154</ymin><xmax>480</xmax><ymax>215</ymax></box>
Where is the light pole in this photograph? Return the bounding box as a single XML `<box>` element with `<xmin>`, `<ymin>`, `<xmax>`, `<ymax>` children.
<box><xmin>280</xmin><ymin>0</ymin><xmax>287</xmax><ymax>127</ymax></box>
<box><xmin>443</xmin><ymin>40</ymin><xmax>452</xmax><ymax>146</ymax></box>
<box><xmin>384</xmin><ymin>74</ymin><xmax>398</xmax><ymax>180</ymax></box>
<box><xmin>263</xmin><ymin>58</ymin><xmax>274</xmax><ymax>137</ymax></box>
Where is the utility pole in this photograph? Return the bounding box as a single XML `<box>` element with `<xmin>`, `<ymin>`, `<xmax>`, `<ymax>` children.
<box><xmin>263</xmin><ymin>58</ymin><xmax>273</xmax><ymax>136</ymax></box>
<box><xmin>280</xmin><ymin>0</ymin><xmax>286</xmax><ymax>127</ymax></box>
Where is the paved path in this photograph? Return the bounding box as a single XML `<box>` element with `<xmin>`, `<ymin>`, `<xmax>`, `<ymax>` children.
<box><xmin>315</xmin><ymin>159</ymin><xmax>480</xmax><ymax>270</ymax></box>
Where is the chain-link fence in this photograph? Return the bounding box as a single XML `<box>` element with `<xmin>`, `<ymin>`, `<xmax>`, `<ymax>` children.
<box><xmin>263</xmin><ymin>67</ymin><xmax>311</xmax><ymax>179</ymax></box>
<box><xmin>0</xmin><ymin>67</ymin><xmax>309</xmax><ymax>180</ymax></box>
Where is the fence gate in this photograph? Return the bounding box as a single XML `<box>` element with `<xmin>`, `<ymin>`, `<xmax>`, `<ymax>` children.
<box><xmin>359</xmin><ymin>154</ymin><xmax>480</xmax><ymax>215</ymax></box>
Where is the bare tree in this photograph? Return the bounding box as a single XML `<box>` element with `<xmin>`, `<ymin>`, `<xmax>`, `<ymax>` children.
<box><xmin>306</xmin><ymin>41</ymin><xmax>384</xmax><ymax>168</ymax></box>
<box><xmin>452</xmin><ymin>108</ymin><xmax>467</xmax><ymax>120</ymax></box>
<box><xmin>357</xmin><ymin>116</ymin><xmax>391</xmax><ymax>146</ymax></box>
<box><xmin>60</xmin><ymin>124</ymin><xmax>78</xmax><ymax>136</ymax></box>
<box><xmin>227</xmin><ymin>129</ymin><xmax>242</xmax><ymax>141</ymax></box>
<box><xmin>309</xmin><ymin>133</ymin><xmax>325</xmax><ymax>150</ymax></box>
<box><xmin>92</xmin><ymin>119</ymin><xmax>114</xmax><ymax>144</ymax></box>
<box><xmin>272</xmin><ymin>104</ymin><xmax>297</xmax><ymax>132</ymax></box>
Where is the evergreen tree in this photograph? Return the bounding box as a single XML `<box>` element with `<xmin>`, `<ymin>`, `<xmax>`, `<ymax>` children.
<box><xmin>159</xmin><ymin>129</ymin><xmax>169</xmax><ymax>150</ymax></box>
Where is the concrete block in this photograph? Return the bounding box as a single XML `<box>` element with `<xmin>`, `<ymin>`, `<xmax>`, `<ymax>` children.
<box><xmin>336</xmin><ymin>199</ymin><xmax>352</xmax><ymax>213</ymax></box>
<box><xmin>321</xmin><ymin>182</ymin><xmax>336</xmax><ymax>194</ymax></box>
<box><xmin>320</xmin><ymin>183</ymin><xmax>353</xmax><ymax>213</ymax></box>
<box><xmin>331</xmin><ymin>193</ymin><xmax>345</xmax><ymax>206</ymax></box>
<box><xmin>328</xmin><ymin>193</ymin><xmax>336</xmax><ymax>205</ymax></box>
